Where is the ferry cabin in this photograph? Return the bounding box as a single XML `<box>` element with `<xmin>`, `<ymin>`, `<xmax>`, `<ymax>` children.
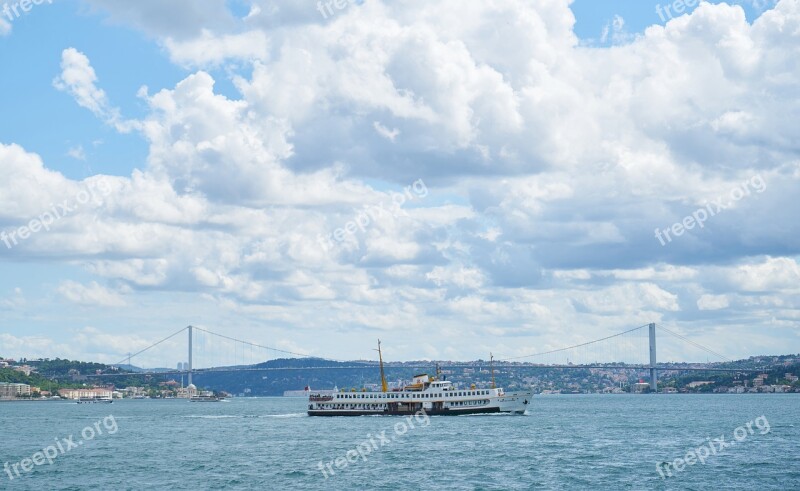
<box><xmin>308</xmin><ymin>376</ymin><xmax>520</xmax><ymax>416</ymax></box>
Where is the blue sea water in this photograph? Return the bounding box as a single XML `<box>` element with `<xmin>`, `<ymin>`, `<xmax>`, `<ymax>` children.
<box><xmin>0</xmin><ymin>394</ymin><xmax>797</xmax><ymax>490</ymax></box>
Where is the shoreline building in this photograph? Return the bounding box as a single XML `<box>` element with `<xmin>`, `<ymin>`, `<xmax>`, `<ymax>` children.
<box><xmin>0</xmin><ymin>382</ymin><xmax>31</xmax><ymax>398</ymax></box>
<box><xmin>58</xmin><ymin>388</ymin><xmax>113</xmax><ymax>400</ymax></box>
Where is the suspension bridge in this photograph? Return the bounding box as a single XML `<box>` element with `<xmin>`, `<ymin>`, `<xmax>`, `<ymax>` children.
<box><xmin>86</xmin><ymin>323</ymin><xmax>763</xmax><ymax>392</ymax></box>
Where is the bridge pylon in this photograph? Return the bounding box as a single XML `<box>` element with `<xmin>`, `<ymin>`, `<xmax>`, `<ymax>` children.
<box><xmin>649</xmin><ymin>322</ymin><xmax>657</xmax><ymax>392</ymax></box>
<box><xmin>188</xmin><ymin>325</ymin><xmax>193</xmax><ymax>387</ymax></box>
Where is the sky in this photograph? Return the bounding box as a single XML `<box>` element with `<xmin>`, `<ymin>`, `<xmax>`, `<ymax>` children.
<box><xmin>0</xmin><ymin>0</ymin><xmax>798</xmax><ymax>368</ymax></box>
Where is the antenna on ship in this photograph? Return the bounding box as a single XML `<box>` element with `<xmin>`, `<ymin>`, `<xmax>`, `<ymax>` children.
<box><xmin>375</xmin><ymin>340</ymin><xmax>388</xmax><ymax>393</ymax></box>
<box><xmin>490</xmin><ymin>353</ymin><xmax>496</xmax><ymax>389</ymax></box>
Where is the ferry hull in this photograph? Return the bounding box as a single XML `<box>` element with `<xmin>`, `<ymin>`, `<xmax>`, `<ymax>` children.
<box><xmin>308</xmin><ymin>391</ymin><xmax>531</xmax><ymax>416</ymax></box>
<box><xmin>308</xmin><ymin>406</ymin><xmax>504</xmax><ymax>417</ymax></box>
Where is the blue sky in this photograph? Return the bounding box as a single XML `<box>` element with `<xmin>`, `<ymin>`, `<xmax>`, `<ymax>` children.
<box><xmin>0</xmin><ymin>0</ymin><xmax>797</xmax><ymax>366</ymax></box>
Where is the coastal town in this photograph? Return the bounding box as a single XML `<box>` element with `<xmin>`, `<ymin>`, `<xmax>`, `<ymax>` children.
<box><xmin>1</xmin><ymin>355</ymin><xmax>798</xmax><ymax>401</ymax></box>
<box><xmin>0</xmin><ymin>357</ymin><xmax>222</xmax><ymax>401</ymax></box>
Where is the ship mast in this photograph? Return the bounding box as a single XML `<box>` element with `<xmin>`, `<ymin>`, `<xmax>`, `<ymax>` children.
<box><xmin>376</xmin><ymin>340</ymin><xmax>388</xmax><ymax>393</ymax></box>
<box><xmin>490</xmin><ymin>352</ymin><xmax>496</xmax><ymax>389</ymax></box>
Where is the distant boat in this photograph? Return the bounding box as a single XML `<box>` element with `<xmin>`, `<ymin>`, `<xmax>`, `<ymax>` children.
<box><xmin>284</xmin><ymin>385</ymin><xmax>338</xmax><ymax>397</ymax></box>
<box><xmin>77</xmin><ymin>396</ymin><xmax>113</xmax><ymax>404</ymax></box>
<box><xmin>308</xmin><ymin>342</ymin><xmax>531</xmax><ymax>416</ymax></box>
<box><xmin>189</xmin><ymin>395</ymin><xmax>223</xmax><ymax>402</ymax></box>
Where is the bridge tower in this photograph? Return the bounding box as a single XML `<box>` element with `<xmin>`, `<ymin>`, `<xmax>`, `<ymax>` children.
<box><xmin>649</xmin><ymin>322</ymin><xmax>657</xmax><ymax>392</ymax></box>
<box><xmin>187</xmin><ymin>325</ymin><xmax>193</xmax><ymax>387</ymax></box>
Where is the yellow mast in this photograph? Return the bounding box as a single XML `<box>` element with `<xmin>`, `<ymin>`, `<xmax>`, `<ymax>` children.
<box><xmin>490</xmin><ymin>352</ymin><xmax>496</xmax><ymax>389</ymax></box>
<box><xmin>376</xmin><ymin>340</ymin><xmax>388</xmax><ymax>393</ymax></box>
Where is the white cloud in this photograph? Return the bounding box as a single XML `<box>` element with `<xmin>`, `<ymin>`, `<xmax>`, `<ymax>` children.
<box><xmin>53</xmin><ymin>48</ymin><xmax>114</xmax><ymax>119</ymax></box>
<box><xmin>426</xmin><ymin>265</ymin><xmax>485</xmax><ymax>290</ymax></box>
<box><xmin>1</xmin><ymin>0</ymin><xmax>798</xmax><ymax>361</ymax></box>
<box><xmin>58</xmin><ymin>281</ymin><xmax>126</xmax><ymax>307</ymax></box>
<box><xmin>164</xmin><ymin>30</ymin><xmax>270</xmax><ymax>67</ymax></box>
<box><xmin>81</xmin><ymin>0</ymin><xmax>235</xmax><ymax>39</ymax></box>
<box><xmin>67</xmin><ymin>145</ymin><xmax>86</xmax><ymax>161</ymax></box>
<box><xmin>0</xmin><ymin>143</ymin><xmax>78</xmax><ymax>220</ymax></box>
<box><xmin>697</xmin><ymin>294</ymin><xmax>730</xmax><ymax>310</ymax></box>
<box><xmin>600</xmin><ymin>15</ymin><xmax>634</xmax><ymax>45</ymax></box>
<box><xmin>726</xmin><ymin>257</ymin><xmax>800</xmax><ymax>292</ymax></box>
<box><xmin>373</xmin><ymin>121</ymin><xmax>400</xmax><ymax>142</ymax></box>
<box><xmin>0</xmin><ymin>287</ymin><xmax>25</xmax><ymax>310</ymax></box>
<box><xmin>0</xmin><ymin>17</ymin><xmax>11</xmax><ymax>36</ymax></box>
<box><xmin>53</xmin><ymin>48</ymin><xmax>136</xmax><ymax>132</ymax></box>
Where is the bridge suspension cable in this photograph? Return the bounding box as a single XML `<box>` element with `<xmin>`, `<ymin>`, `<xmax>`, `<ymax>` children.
<box><xmin>111</xmin><ymin>322</ymin><xmax>736</xmax><ymax>374</ymax></box>
<box><xmin>111</xmin><ymin>326</ymin><xmax>188</xmax><ymax>366</ymax></box>
<box><xmin>655</xmin><ymin>324</ymin><xmax>732</xmax><ymax>362</ymax></box>
<box><xmin>497</xmin><ymin>324</ymin><xmax>650</xmax><ymax>362</ymax></box>
<box><xmin>191</xmin><ymin>326</ymin><xmax>362</xmax><ymax>365</ymax></box>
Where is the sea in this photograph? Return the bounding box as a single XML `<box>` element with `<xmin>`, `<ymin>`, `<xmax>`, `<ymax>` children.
<box><xmin>0</xmin><ymin>394</ymin><xmax>797</xmax><ymax>490</ymax></box>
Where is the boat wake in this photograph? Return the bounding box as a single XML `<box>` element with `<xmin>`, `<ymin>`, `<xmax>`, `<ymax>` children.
<box><xmin>265</xmin><ymin>412</ymin><xmax>307</xmax><ymax>418</ymax></box>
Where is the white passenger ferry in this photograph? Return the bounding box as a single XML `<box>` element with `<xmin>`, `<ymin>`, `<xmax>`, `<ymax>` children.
<box><xmin>307</xmin><ymin>342</ymin><xmax>531</xmax><ymax>416</ymax></box>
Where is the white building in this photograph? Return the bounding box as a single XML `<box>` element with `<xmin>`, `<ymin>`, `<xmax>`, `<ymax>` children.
<box><xmin>58</xmin><ymin>388</ymin><xmax>113</xmax><ymax>400</ymax></box>
<box><xmin>0</xmin><ymin>382</ymin><xmax>31</xmax><ymax>398</ymax></box>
